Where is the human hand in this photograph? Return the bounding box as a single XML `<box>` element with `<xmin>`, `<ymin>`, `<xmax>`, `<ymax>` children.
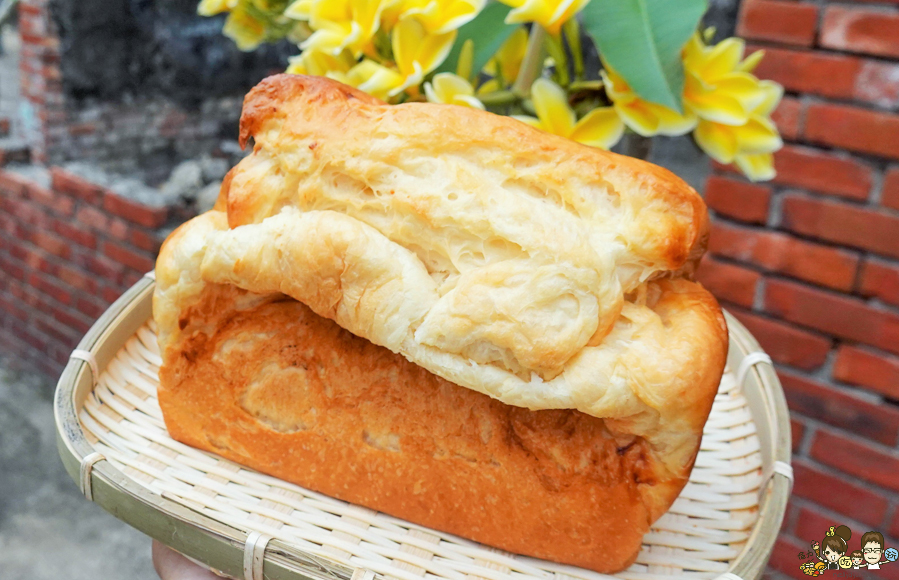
<box><xmin>153</xmin><ymin>540</ymin><xmax>222</xmax><ymax>580</ymax></box>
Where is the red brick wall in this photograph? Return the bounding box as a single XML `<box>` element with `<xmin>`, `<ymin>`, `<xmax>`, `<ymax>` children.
<box><xmin>0</xmin><ymin>167</ymin><xmax>181</xmax><ymax>377</ymax></box>
<box><xmin>699</xmin><ymin>1</ymin><xmax>899</xmax><ymax>578</ymax></box>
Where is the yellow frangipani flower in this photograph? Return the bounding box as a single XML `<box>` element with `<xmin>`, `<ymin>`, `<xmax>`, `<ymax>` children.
<box><xmin>286</xmin><ymin>48</ymin><xmax>355</xmax><ymax>76</ymax></box>
<box><xmin>198</xmin><ymin>0</ymin><xmax>237</xmax><ymax>16</ymax></box>
<box><xmin>424</xmin><ymin>73</ymin><xmax>485</xmax><ymax>108</ymax></box>
<box><xmin>482</xmin><ymin>27</ymin><xmax>528</xmax><ymax>87</ymax></box>
<box><xmin>498</xmin><ymin>0</ymin><xmax>590</xmax><ymax>35</ymax></box>
<box><xmin>223</xmin><ymin>4</ymin><xmax>267</xmax><ymax>51</ymax></box>
<box><xmin>682</xmin><ymin>33</ymin><xmax>769</xmax><ymax>126</ymax></box>
<box><xmin>515</xmin><ymin>78</ymin><xmax>624</xmax><ymax>149</ymax></box>
<box><xmin>392</xmin><ymin>0</ymin><xmax>485</xmax><ymax>34</ymax></box>
<box><xmin>601</xmin><ymin>64</ymin><xmax>697</xmax><ymax>137</ymax></box>
<box><xmin>694</xmin><ymin>80</ymin><xmax>783</xmax><ymax>181</ymax></box>
<box><xmin>284</xmin><ymin>0</ymin><xmax>397</xmax><ymax>56</ymax></box>
<box><xmin>390</xmin><ymin>18</ymin><xmax>456</xmax><ymax>95</ymax></box>
<box><xmin>332</xmin><ymin>60</ymin><xmax>406</xmax><ymax>101</ymax></box>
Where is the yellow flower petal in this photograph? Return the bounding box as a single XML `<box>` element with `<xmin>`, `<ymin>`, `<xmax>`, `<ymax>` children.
<box><xmin>694</xmin><ymin>120</ymin><xmax>739</xmax><ymax>164</ymax></box>
<box><xmin>284</xmin><ymin>0</ymin><xmax>316</xmax><ymax>20</ymax></box>
<box><xmin>401</xmin><ymin>0</ymin><xmax>485</xmax><ymax>34</ymax></box>
<box><xmin>531</xmin><ymin>77</ymin><xmax>575</xmax><ymax>137</ymax></box>
<box><xmin>425</xmin><ymin>72</ymin><xmax>484</xmax><ymax>108</ymax></box>
<box><xmin>500</xmin><ymin>0</ymin><xmax>589</xmax><ymax>35</ymax></box>
<box><xmin>342</xmin><ymin>59</ymin><xmax>405</xmax><ymax>101</ymax></box>
<box><xmin>700</xmin><ymin>37</ymin><xmax>745</xmax><ymax>80</ymax></box>
<box><xmin>753</xmin><ymin>80</ymin><xmax>784</xmax><ymax>117</ymax></box>
<box><xmin>738</xmin><ymin>49</ymin><xmax>765</xmax><ymax>73</ymax></box>
<box><xmin>512</xmin><ymin>115</ymin><xmax>543</xmax><ymax>129</ymax></box>
<box><xmin>223</xmin><ymin>6</ymin><xmax>266</xmax><ymax>51</ymax></box>
<box><xmin>685</xmin><ymin>72</ymin><xmax>752</xmax><ymax>126</ymax></box>
<box><xmin>569</xmin><ymin>106</ymin><xmax>625</xmax><ymax>149</ymax></box>
<box><xmin>287</xmin><ymin>48</ymin><xmax>356</xmax><ymax>76</ymax></box>
<box><xmin>484</xmin><ymin>26</ymin><xmax>528</xmax><ymax>85</ymax></box>
<box><xmin>735</xmin><ymin>153</ymin><xmax>776</xmax><ymax>182</ymax></box>
<box><xmin>476</xmin><ymin>78</ymin><xmax>501</xmax><ymax>95</ymax></box>
<box><xmin>392</xmin><ymin>18</ymin><xmax>456</xmax><ymax>92</ymax></box>
<box><xmin>198</xmin><ymin>0</ymin><xmax>237</xmax><ymax>16</ymax></box>
<box><xmin>732</xmin><ymin>116</ymin><xmax>783</xmax><ymax>154</ymax></box>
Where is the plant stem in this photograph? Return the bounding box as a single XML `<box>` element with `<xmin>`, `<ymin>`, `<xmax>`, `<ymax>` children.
<box><xmin>564</xmin><ymin>18</ymin><xmax>584</xmax><ymax>81</ymax></box>
<box><xmin>478</xmin><ymin>90</ymin><xmax>520</xmax><ymax>106</ymax></box>
<box><xmin>512</xmin><ymin>25</ymin><xmax>547</xmax><ymax>96</ymax></box>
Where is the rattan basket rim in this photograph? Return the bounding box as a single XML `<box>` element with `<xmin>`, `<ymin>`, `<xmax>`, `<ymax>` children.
<box><xmin>54</xmin><ymin>275</ymin><xmax>792</xmax><ymax>580</ymax></box>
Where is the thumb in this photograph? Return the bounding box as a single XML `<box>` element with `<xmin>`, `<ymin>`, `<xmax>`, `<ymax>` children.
<box><xmin>152</xmin><ymin>540</ymin><xmax>223</xmax><ymax>580</ymax></box>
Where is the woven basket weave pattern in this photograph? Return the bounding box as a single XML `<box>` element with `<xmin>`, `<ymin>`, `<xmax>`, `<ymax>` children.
<box><xmin>78</xmin><ymin>319</ymin><xmax>762</xmax><ymax>580</ymax></box>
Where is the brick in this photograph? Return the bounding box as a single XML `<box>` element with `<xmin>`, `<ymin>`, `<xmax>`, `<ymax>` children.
<box><xmin>781</xmin><ymin>194</ymin><xmax>899</xmax><ymax>259</ymax></box>
<box><xmin>57</xmin><ymin>265</ymin><xmax>97</xmax><ymax>293</ymax></box>
<box><xmin>26</xmin><ymin>182</ymin><xmax>74</xmax><ymax>216</ymax></box>
<box><xmin>101</xmin><ymin>285</ymin><xmax>123</xmax><ymax>304</ymax></box>
<box><xmin>791</xmin><ymin>418</ymin><xmax>804</xmax><ymax>453</ymax></box>
<box><xmin>51</xmin><ymin>306</ymin><xmax>91</xmax><ymax>335</ymax></box>
<box><xmin>768</xmin><ymin>535</ymin><xmax>811</xmax><ymax>580</ymax></box>
<box><xmin>51</xmin><ymin>219</ymin><xmax>96</xmax><ymax>249</ymax></box>
<box><xmin>75</xmin><ymin>296</ymin><xmax>106</xmax><ymax>319</ymax></box>
<box><xmin>0</xmin><ymin>170</ymin><xmax>31</xmax><ymax>197</ymax></box>
<box><xmin>805</xmin><ymin>103</ymin><xmax>899</xmax><ymax>160</ymax></box>
<box><xmin>28</xmin><ymin>272</ymin><xmax>72</xmax><ymax>306</ymax></box>
<box><xmin>793</xmin><ymin>461</ymin><xmax>889</xmax><ymax>527</ymax></box>
<box><xmin>50</xmin><ymin>167</ymin><xmax>107</xmax><ymax>204</ymax></box>
<box><xmin>833</xmin><ymin>344</ymin><xmax>899</xmax><ymax>400</ymax></box>
<box><xmin>103</xmin><ymin>192</ymin><xmax>168</xmax><ymax>229</ymax></box>
<box><xmin>102</xmin><ymin>241</ymin><xmax>156</xmax><ymax>273</ymax></box>
<box><xmin>0</xmin><ymin>295</ymin><xmax>29</xmax><ymax>322</ymax></box>
<box><xmin>0</xmin><ymin>256</ymin><xmax>26</xmax><ymax>283</ymax></box>
<box><xmin>892</xmin><ymin>508</ymin><xmax>899</xmax><ymax>543</ymax></box>
<box><xmin>771</xmin><ymin>97</ymin><xmax>802</xmax><ymax>141</ymax></box>
<box><xmin>730</xmin><ymin>308</ymin><xmax>831</xmax><ymax>370</ymax></box>
<box><xmin>780</xmin><ymin>370</ymin><xmax>899</xmax><ymax>446</ymax></box>
<box><xmin>737</xmin><ymin>0</ymin><xmax>819</xmax><ymax>47</ymax></box>
<box><xmin>821</xmin><ymin>6</ymin><xmax>899</xmax><ymax>59</ymax></box>
<box><xmin>77</xmin><ymin>253</ymin><xmax>125</xmax><ymax>286</ymax></box>
<box><xmin>771</xmin><ymin>146</ymin><xmax>872</xmax><ymax>201</ymax></box>
<box><xmin>859</xmin><ymin>259</ymin><xmax>899</xmax><ymax>308</ymax></box>
<box><xmin>695</xmin><ymin>257</ymin><xmax>760</xmax><ymax>308</ymax></box>
<box><xmin>33</xmin><ymin>315</ymin><xmax>80</xmax><ymax>347</ymax></box>
<box><xmin>2</xmin><ymin>197</ymin><xmax>51</xmax><ymax>229</ymax></box>
<box><xmin>883</xmin><ymin>168</ymin><xmax>899</xmax><ymax>211</ymax></box>
<box><xmin>108</xmin><ymin>218</ymin><xmax>129</xmax><ymax>241</ymax></box>
<box><xmin>709</xmin><ymin>222</ymin><xmax>859</xmax><ymax>291</ymax></box>
<box><xmin>855</xmin><ymin>59</ymin><xmax>899</xmax><ymax>109</ymax></box>
<box><xmin>704</xmin><ymin>175</ymin><xmax>771</xmax><ymax>224</ymax></box>
<box><xmin>75</xmin><ymin>205</ymin><xmax>109</xmax><ymax>232</ymax></box>
<box><xmin>765</xmin><ymin>278</ymin><xmax>899</xmax><ymax>355</ymax></box>
<box><xmin>752</xmin><ymin>46</ymin><xmax>861</xmax><ymax>101</ymax></box>
<box><xmin>130</xmin><ymin>229</ymin><xmax>161</xmax><ymax>253</ymax></box>
<box><xmin>809</xmin><ymin>429</ymin><xmax>899</xmax><ymax>493</ymax></box>
<box><xmin>30</xmin><ymin>230</ymin><xmax>70</xmax><ymax>259</ymax></box>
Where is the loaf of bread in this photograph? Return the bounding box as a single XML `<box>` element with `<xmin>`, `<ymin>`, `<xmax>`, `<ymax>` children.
<box><xmin>154</xmin><ymin>75</ymin><xmax>728</xmax><ymax>574</ymax></box>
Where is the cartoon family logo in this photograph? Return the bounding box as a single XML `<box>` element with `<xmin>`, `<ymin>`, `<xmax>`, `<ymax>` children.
<box><xmin>797</xmin><ymin>525</ymin><xmax>898</xmax><ymax>576</ymax></box>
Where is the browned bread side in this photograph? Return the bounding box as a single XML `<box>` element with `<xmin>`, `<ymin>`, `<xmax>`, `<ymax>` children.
<box><xmin>159</xmin><ymin>283</ymin><xmax>706</xmax><ymax>574</ymax></box>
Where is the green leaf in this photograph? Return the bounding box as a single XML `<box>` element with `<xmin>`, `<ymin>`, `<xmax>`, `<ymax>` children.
<box><xmin>581</xmin><ymin>0</ymin><xmax>707</xmax><ymax>112</ymax></box>
<box><xmin>435</xmin><ymin>3</ymin><xmax>517</xmax><ymax>76</ymax></box>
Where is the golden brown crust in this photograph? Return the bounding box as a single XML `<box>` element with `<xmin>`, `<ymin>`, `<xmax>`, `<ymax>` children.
<box><xmin>236</xmin><ymin>74</ymin><xmax>708</xmax><ymax>273</ymax></box>
<box><xmin>160</xmin><ymin>283</ymin><xmax>692</xmax><ymax>573</ymax></box>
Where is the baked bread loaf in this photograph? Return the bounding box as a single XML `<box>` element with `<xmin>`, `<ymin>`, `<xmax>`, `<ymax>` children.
<box><xmin>154</xmin><ymin>75</ymin><xmax>728</xmax><ymax>573</ymax></box>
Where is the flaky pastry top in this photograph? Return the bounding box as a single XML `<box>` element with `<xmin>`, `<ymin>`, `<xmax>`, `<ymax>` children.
<box><xmin>154</xmin><ymin>75</ymin><xmax>727</xmax><ymax>478</ymax></box>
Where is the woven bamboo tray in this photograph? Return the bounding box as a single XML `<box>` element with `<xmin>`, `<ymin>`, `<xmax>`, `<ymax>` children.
<box><xmin>54</xmin><ymin>274</ymin><xmax>792</xmax><ymax>580</ymax></box>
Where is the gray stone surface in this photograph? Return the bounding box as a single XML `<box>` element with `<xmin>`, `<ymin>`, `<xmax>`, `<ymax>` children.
<box><xmin>0</xmin><ymin>358</ymin><xmax>156</xmax><ymax>580</ymax></box>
